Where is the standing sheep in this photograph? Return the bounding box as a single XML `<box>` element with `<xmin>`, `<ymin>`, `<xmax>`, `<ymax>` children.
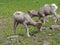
<box><xmin>38</xmin><ymin>3</ymin><xmax>58</xmax><ymax>23</ymax></box>
<box><xmin>28</xmin><ymin>3</ymin><xmax>58</xmax><ymax>24</ymax></box>
<box><xmin>13</xmin><ymin>11</ymin><xmax>42</xmax><ymax>37</ymax></box>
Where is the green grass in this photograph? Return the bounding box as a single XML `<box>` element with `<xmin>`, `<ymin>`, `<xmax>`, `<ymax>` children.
<box><xmin>0</xmin><ymin>0</ymin><xmax>60</xmax><ymax>45</ymax></box>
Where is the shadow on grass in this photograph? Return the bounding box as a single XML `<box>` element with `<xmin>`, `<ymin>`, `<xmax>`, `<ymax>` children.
<box><xmin>18</xmin><ymin>33</ymin><xmax>25</xmax><ymax>36</ymax></box>
<box><xmin>30</xmin><ymin>30</ymin><xmax>40</xmax><ymax>37</ymax></box>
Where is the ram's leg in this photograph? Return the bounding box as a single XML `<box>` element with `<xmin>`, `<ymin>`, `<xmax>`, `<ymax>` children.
<box><xmin>55</xmin><ymin>19</ymin><xmax>59</xmax><ymax>24</ymax></box>
<box><xmin>23</xmin><ymin>23</ymin><xmax>30</xmax><ymax>37</ymax></box>
<box><xmin>54</xmin><ymin>19</ymin><xmax>57</xmax><ymax>23</ymax></box>
<box><xmin>56</xmin><ymin>18</ymin><xmax>59</xmax><ymax>22</ymax></box>
<box><xmin>43</xmin><ymin>17</ymin><xmax>46</xmax><ymax>24</ymax></box>
<box><xmin>45</xmin><ymin>16</ymin><xmax>49</xmax><ymax>22</ymax></box>
<box><xmin>13</xmin><ymin>20</ymin><xmax>19</xmax><ymax>35</ymax></box>
<box><xmin>39</xmin><ymin>24</ymin><xmax>42</xmax><ymax>32</ymax></box>
<box><xmin>40</xmin><ymin>14</ymin><xmax>46</xmax><ymax>24</ymax></box>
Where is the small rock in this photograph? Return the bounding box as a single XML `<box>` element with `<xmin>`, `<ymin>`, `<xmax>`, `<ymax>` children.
<box><xmin>48</xmin><ymin>34</ymin><xmax>52</xmax><ymax>36</ymax></box>
<box><xmin>7</xmin><ymin>35</ymin><xmax>19</xmax><ymax>39</ymax></box>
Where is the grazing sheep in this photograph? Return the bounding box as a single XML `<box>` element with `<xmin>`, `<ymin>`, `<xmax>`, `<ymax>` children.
<box><xmin>28</xmin><ymin>3</ymin><xmax>58</xmax><ymax>24</ymax></box>
<box><xmin>13</xmin><ymin>11</ymin><xmax>42</xmax><ymax>37</ymax></box>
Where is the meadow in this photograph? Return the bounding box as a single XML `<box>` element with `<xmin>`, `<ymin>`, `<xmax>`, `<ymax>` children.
<box><xmin>0</xmin><ymin>0</ymin><xmax>60</xmax><ymax>45</ymax></box>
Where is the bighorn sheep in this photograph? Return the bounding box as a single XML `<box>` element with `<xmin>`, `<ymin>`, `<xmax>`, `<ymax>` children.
<box><xmin>13</xmin><ymin>11</ymin><xmax>42</xmax><ymax>37</ymax></box>
<box><xmin>28</xmin><ymin>3</ymin><xmax>58</xmax><ymax>24</ymax></box>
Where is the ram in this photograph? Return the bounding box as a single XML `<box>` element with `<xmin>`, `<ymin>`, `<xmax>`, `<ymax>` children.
<box><xmin>28</xmin><ymin>4</ymin><xmax>58</xmax><ymax>24</ymax></box>
<box><xmin>13</xmin><ymin>11</ymin><xmax>42</xmax><ymax>37</ymax></box>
